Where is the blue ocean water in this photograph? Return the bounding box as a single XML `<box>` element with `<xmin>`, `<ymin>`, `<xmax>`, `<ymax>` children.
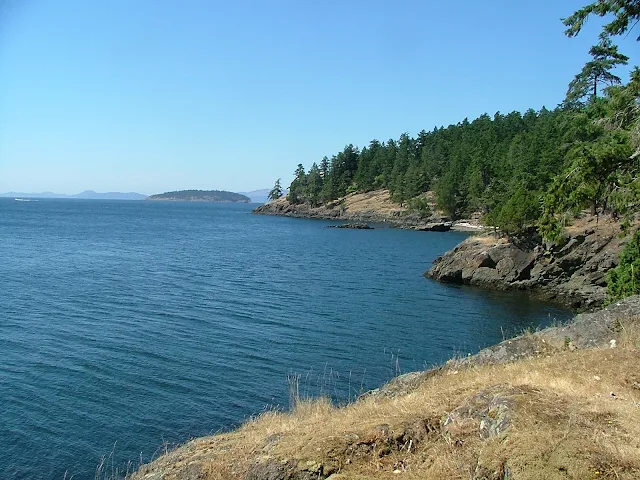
<box><xmin>0</xmin><ymin>199</ymin><xmax>571</xmax><ymax>479</ymax></box>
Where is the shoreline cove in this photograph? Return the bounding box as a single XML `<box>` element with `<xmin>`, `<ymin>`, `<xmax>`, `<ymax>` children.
<box><xmin>3</xmin><ymin>199</ymin><xmax>571</xmax><ymax>479</ymax></box>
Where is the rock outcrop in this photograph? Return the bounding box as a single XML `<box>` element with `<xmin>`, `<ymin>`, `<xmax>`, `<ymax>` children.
<box><xmin>365</xmin><ymin>295</ymin><xmax>640</xmax><ymax>399</ymax></box>
<box><xmin>253</xmin><ymin>191</ymin><xmax>423</xmax><ymax>226</ymax></box>
<box><xmin>326</xmin><ymin>223</ymin><xmax>373</xmax><ymax>229</ymax></box>
<box><xmin>253</xmin><ymin>190</ymin><xmax>482</xmax><ymax>231</ymax></box>
<box><xmin>426</xmin><ymin>221</ymin><xmax>632</xmax><ymax>311</ymax></box>
<box><xmin>403</xmin><ymin>222</ymin><xmax>452</xmax><ymax>232</ymax></box>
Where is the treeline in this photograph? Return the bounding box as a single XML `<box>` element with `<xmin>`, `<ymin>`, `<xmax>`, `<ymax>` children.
<box><xmin>285</xmin><ymin>108</ymin><xmax>570</xmax><ymax>232</ymax></box>
<box><xmin>277</xmin><ymin>0</ymin><xmax>639</xmax><ymax>239</ymax></box>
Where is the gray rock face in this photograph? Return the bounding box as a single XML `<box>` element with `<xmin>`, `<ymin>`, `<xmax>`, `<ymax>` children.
<box><xmin>443</xmin><ymin>385</ymin><xmax>519</xmax><ymax>440</ymax></box>
<box><xmin>404</xmin><ymin>222</ymin><xmax>452</xmax><ymax>232</ymax></box>
<box><xmin>426</xmin><ymin>226</ymin><xmax>631</xmax><ymax>311</ymax></box>
<box><xmin>536</xmin><ymin>295</ymin><xmax>640</xmax><ymax>348</ymax></box>
<box><xmin>326</xmin><ymin>223</ymin><xmax>373</xmax><ymax>229</ymax></box>
<box><xmin>366</xmin><ymin>295</ymin><xmax>640</xmax><ymax>400</ymax></box>
<box><xmin>253</xmin><ymin>197</ymin><xmax>451</xmax><ymax>228</ymax></box>
<box><xmin>245</xmin><ymin>457</ymin><xmax>298</xmax><ymax>480</ymax></box>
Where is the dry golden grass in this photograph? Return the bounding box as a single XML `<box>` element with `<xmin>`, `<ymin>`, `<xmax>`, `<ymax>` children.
<box><xmin>341</xmin><ymin>190</ymin><xmax>406</xmax><ymax>215</ymax></box>
<box><xmin>132</xmin><ymin>325</ymin><xmax>640</xmax><ymax>480</ymax></box>
<box><xmin>466</xmin><ymin>235</ymin><xmax>505</xmax><ymax>247</ymax></box>
<box><xmin>563</xmin><ymin>213</ymin><xmax>639</xmax><ymax>236</ymax></box>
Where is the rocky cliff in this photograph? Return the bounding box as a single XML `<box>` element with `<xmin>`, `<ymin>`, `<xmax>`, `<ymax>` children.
<box><xmin>426</xmin><ymin>218</ymin><xmax>633</xmax><ymax>311</ymax></box>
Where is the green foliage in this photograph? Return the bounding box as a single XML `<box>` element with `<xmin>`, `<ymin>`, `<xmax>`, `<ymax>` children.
<box><xmin>565</xmin><ymin>35</ymin><xmax>628</xmax><ymax>106</ymax></box>
<box><xmin>268</xmin><ymin>178</ymin><xmax>283</xmax><ymax>201</ymax></box>
<box><xmin>563</xmin><ymin>0</ymin><xmax>640</xmax><ymax>40</ymax></box>
<box><xmin>607</xmin><ymin>230</ymin><xmax>640</xmax><ymax>302</ymax></box>
<box><xmin>346</xmin><ymin>183</ymin><xmax>359</xmax><ymax>195</ymax></box>
<box><xmin>287</xmin><ymin>164</ymin><xmax>306</xmax><ymax>204</ymax></box>
<box><xmin>489</xmin><ymin>188</ymin><xmax>542</xmax><ymax>235</ymax></box>
<box><xmin>540</xmin><ymin>1</ymin><xmax>639</xmax><ymax>240</ymax></box>
<box><xmin>406</xmin><ymin>194</ymin><xmax>432</xmax><ymax>219</ymax></box>
<box><xmin>279</xmin><ymin>0</ymin><xmax>639</xmax><ymax>242</ymax></box>
<box><xmin>306</xmin><ymin>163</ymin><xmax>323</xmax><ymax>207</ymax></box>
<box><xmin>435</xmin><ymin>168</ymin><xmax>466</xmax><ymax>220</ymax></box>
<box><xmin>284</xmin><ymin>107</ymin><xmax>574</xmax><ymax>226</ymax></box>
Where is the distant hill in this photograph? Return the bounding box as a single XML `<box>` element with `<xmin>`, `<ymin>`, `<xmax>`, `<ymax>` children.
<box><xmin>238</xmin><ymin>188</ymin><xmax>290</xmax><ymax>204</ymax></box>
<box><xmin>0</xmin><ymin>190</ymin><xmax>146</xmax><ymax>200</ymax></box>
<box><xmin>146</xmin><ymin>190</ymin><xmax>250</xmax><ymax>202</ymax></box>
<box><xmin>72</xmin><ymin>190</ymin><xmax>147</xmax><ymax>200</ymax></box>
<box><xmin>238</xmin><ymin>188</ymin><xmax>270</xmax><ymax>204</ymax></box>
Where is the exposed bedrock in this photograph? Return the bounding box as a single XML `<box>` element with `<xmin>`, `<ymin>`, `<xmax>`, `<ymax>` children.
<box><xmin>426</xmin><ymin>225</ymin><xmax>630</xmax><ymax>311</ymax></box>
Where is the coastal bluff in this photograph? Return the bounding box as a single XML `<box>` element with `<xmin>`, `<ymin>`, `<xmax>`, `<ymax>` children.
<box><xmin>426</xmin><ymin>217</ymin><xmax>634</xmax><ymax>311</ymax></box>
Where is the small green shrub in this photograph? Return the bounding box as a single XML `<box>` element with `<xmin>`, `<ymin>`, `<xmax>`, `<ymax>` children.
<box><xmin>492</xmin><ymin>188</ymin><xmax>541</xmax><ymax>235</ymax></box>
<box><xmin>407</xmin><ymin>194</ymin><xmax>432</xmax><ymax>219</ymax></box>
<box><xmin>607</xmin><ymin>230</ymin><xmax>640</xmax><ymax>302</ymax></box>
<box><xmin>346</xmin><ymin>183</ymin><xmax>359</xmax><ymax>195</ymax></box>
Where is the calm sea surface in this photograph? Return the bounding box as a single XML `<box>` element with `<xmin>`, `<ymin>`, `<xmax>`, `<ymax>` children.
<box><xmin>0</xmin><ymin>199</ymin><xmax>571</xmax><ymax>479</ymax></box>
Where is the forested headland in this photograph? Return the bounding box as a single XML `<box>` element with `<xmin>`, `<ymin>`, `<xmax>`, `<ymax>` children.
<box><xmin>269</xmin><ymin>2</ymin><xmax>639</xmax><ymax>242</ymax></box>
<box><xmin>263</xmin><ymin>1</ymin><xmax>640</xmax><ymax>303</ymax></box>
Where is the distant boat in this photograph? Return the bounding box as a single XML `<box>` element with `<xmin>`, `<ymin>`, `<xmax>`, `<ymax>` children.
<box><xmin>14</xmin><ymin>198</ymin><xmax>35</xmax><ymax>202</ymax></box>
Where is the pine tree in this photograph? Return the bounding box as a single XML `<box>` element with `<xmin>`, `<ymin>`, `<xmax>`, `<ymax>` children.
<box><xmin>268</xmin><ymin>178</ymin><xmax>283</xmax><ymax>201</ymax></box>
<box><xmin>607</xmin><ymin>230</ymin><xmax>640</xmax><ymax>302</ymax></box>
<box><xmin>565</xmin><ymin>35</ymin><xmax>628</xmax><ymax>106</ymax></box>
<box><xmin>287</xmin><ymin>164</ymin><xmax>307</xmax><ymax>204</ymax></box>
<box><xmin>306</xmin><ymin>163</ymin><xmax>323</xmax><ymax>207</ymax></box>
<box><xmin>563</xmin><ymin>0</ymin><xmax>640</xmax><ymax>41</ymax></box>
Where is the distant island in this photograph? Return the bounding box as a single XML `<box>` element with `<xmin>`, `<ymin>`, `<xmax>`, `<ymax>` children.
<box><xmin>146</xmin><ymin>190</ymin><xmax>250</xmax><ymax>202</ymax></box>
<box><xmin>0</xmin><ymin>190</ymin><xmax>146</xmax><ymax>200</ymax></box>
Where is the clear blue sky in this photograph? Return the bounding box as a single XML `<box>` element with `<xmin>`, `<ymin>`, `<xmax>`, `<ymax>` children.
<box><xmin>0</xmin><ymin>0</ymin><xmax>637</xmax><ymax>194</ymax></box>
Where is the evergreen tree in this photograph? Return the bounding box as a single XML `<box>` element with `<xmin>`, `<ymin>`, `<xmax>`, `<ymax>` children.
<box><xmin>306</xmin><ymin>163</ymin><xmax>323</xmax><ymax>207</ymax></box>
<box><xmin>268</xmin><ymin>178</ymin><xmax>283</xmax><ymax>201</ymax></box>
<box><xmin>563</xmin><ymin>0</ymin><xmax>640</xmax><ymax>40</ymax></box>
<box><xmin>390</xmin><ymin>134</ymin><xmax>414</xmax><ymax>204</ymax></box>
<box><xmin>319</xmin><ymin>156</ymin><xmax>330</xmax><ymax>179</ymax></box>
<box><xmin>607</xmin><ymin>230</ymin><xmax>640</xmax><ymax>302</ymax></box>
<box><xmin>540</xmin><ymin>1</ymin><xmax>639</xmax><ymax>239</ymax></box>
<box><xmin>493</xmin><ymin>188</ymin><xmax>542</xmax><ymax>235</ymax></box>
<box><xmin>287</xmin><ymin>164</ymin><xmax>307</xmax><ymax>204</ymax></box>
<box><xmin>565</xmin><ymin>35</ymin><xmax>628</xmax><ymax>106</ymax></box>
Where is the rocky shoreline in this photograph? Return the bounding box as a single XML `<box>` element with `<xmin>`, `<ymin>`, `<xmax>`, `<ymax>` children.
<box><xmin>366</xmin><ymin>295</ymin><xmax>640</xmax><ymax>399</ymax></box>
<box><xmin>252</xmin><ymin>192</ymin><xmax>483</xmax><ymax>232</ymax></box>
<box><xmin>257</xmin><ymin>195</ymin><xmax>633</xmax><ymax>312</ymax></box>
<box><xmin>426</xmin><ymin>219</ymin><xmax>633</xmax><ymax>311</ymax></box>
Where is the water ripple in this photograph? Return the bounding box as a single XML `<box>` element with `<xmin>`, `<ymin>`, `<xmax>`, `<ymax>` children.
<box><xmin>0</xmin><ymin>199</ymin><xmax>571</xmax><ymax>479</ymax></box>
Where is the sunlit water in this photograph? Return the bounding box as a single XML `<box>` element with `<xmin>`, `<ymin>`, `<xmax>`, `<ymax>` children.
<box><xmin>0</xmin><ymin>199</ymin><xmax>571</xmax><ymax>479</ymax></box>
